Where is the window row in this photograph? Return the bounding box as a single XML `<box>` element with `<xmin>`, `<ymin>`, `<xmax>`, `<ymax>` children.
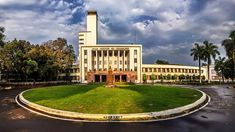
<box><xmin>142</xmin><ymin>68</ymin><xmax>203</xmax><ymax>74</ymax></box>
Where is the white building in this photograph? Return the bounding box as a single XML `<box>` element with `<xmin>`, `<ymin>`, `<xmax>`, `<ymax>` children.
<box><xmin>59</xmin><ymin>11</ymin><xmax>219</xmax><ymax>83</ymax></box>
<box><xmin>78</xmin><ymin>11</ymin><xmax>142</xmax><ymax>83</ymax></box>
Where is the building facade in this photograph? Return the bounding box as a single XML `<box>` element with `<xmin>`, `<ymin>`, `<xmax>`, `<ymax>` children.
<box><xmin>58</xmin><ymin>11</ymin><xmax>220</xmax><ymax>83</ymax></box>
<box><xmin>78</xmin><ymin>11</ymin><xmax>142</xmax><ymax>83</ymax></box>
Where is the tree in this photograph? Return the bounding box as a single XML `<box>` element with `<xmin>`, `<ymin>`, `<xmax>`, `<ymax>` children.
<box><xmin>23</xmin><ymin>59</ymin><xmax>38</xmax><ymax>81</ymax></box>
<box><xmin>0</xmin><ymin>26</ymin><xmax>5</xmax><ymax>47</ymax></box>
<box><xmin>0</xmin><ymin>39</ymin><xmax>32</xmax><ymax>81</ymax></box>
<box><xmin>222</xmin><ymin>31</ymin><xmax>235</xmax><ymax>61</ymax></box>
<box><xmin>190</xmin><ymin>43</ymin><xmax>205</xmax><ymax>83</ymax></box>
<box><xmin>159</xmin><ymin>74</ymin><xmax>163</xmax><ymax>82</ymax></box>
<box><xmin>203</xmin><ymin>40</ymin><xmax>220</xmax><ymax>83</ymax></box>
<box><xmin>173</xmin><ymin>74</ymin><xmax>178</xmax><ymax>81</ymax></box>
<box><xmin>155</xmin><ymin>59</ymin><xmax>169</xmax><ymax>64</ymax></box>
<box><xmin>150</xmin><ymin>73</ymin><xmax>155</xmax><ymax>84</ymax></box>
<box><xmin>142</xmin><ymin>74</ymin><xmax>147</xmax><ymax>83</ymax></box>
<box><xmin>214</xmin><ymin>57</ymin><xmax>226</xmax><ymax>83</ymax></box>
<box><xmin>223</xmin><ymin>59</ymin><xmax>235</xmax><ymax>81</ymax></box>
<box><xmin>167</xmin><ymin>74</ymin><xmax>171</xmax><ymax>80</ymax></box>
<box><xmin>222</xmin><ymin>30</ymin><xmax>235</xmax><ymax>81</ymax></box>
<box><xmin>179</xmin><ymin>74</ymin><xmax>185</xmax><ymax>81</ymax></box>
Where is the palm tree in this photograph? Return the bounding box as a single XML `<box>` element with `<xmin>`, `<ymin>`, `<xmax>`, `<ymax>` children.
<box><xmin>222</xmin><ymin>30</ymin><xmax>235</xmax><ymax>81</ymax></box>
<box><xmin>203</xmin><ymin>41</ymin><xmax>220</xmax><ymax>83</ymax></box>
<box><xmin>215</xmin><ymin>56</ymin><xmax>226</xmax><ymax>83</ymax></box>
<box><xmin>190</xmin><ymin>43</ymin><xmax>205</xmax><ymax>83</ymax></box>
<box><xmin>222</xmin><ymin>31</ymin><xmax>235</xmax><ymax>60</ymax></box>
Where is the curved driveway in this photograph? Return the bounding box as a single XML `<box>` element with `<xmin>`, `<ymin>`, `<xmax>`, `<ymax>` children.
<box><xmin>1</xmin><ymin>85</ymin><xmax>235</xmax><ymax>132</ymax></box>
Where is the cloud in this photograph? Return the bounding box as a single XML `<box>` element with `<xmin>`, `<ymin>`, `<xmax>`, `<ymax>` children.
<box><xmin>0</xmin><ymin>0</ymin><xmax>38</xmax><ymax>5</ymax></box>
<box><xmin>0</xmin><ymin>0</ymin><xmax>85</xmax><ymax>57</ymax></box>
<box><xmin>0</xmin><ymin>0</ymin><xmax>235</xmax><ymax>65</ymax></box>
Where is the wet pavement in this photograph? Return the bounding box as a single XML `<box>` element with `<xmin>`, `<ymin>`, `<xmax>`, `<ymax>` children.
<box><xmin>1</xmin><ymin>85</ymin><xmax>235</xmax><ymax>132</ymax></box>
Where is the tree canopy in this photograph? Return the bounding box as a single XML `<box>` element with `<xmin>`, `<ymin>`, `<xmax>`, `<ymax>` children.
<box><xmin>0</xmin><ymin>37</ymin><xmax>75</xmax><ymax>81</ymax></box>
<box><xmin>155</xmin><ymin>59</ymin><xmax>169</xmax><ymax>64</ymax></box>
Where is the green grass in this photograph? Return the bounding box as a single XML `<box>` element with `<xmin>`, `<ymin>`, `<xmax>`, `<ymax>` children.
<box><xmin>23</xmin><ymin>84</ymin><xmax>202</xmax><ymax>114</ymax></box>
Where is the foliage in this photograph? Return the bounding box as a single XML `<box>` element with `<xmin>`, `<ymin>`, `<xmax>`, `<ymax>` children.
<box><xmin>142</xmin><ymin>74</ymin><xmax>147</xmax><ymax>83</ymax></box>
<box><xmin>190</xmin><ymin>43</ymin><xmax>205</xmax><ymax>83</ymax></box>
<box><xmin>0</xmin><ymin>26</ymin><xmax>5</xmax><ymax>47</ymax></box>
<box><xmin>223</xmin><ymin>59</ymin><xmax>235</xmax><ymax>80</ymax></box>
<box><xmin>222</xmin><ymin>31</ymin><xmax>235</xmax><ymax>61</ymax></box>
<box><xmin>214</xmin><ymin>57</ymin><xmax>226</xmax><ymax>82</ymax></box>
<box><xmin>155</xmin><ymin>59</ymin><xmax>169</xmax><ymax>64</ymax></box>
<box><xmin>179</xmin><ymin>74</ymin><xmax>185</xmax><ymax>81</ymax></box>
<box><xmin>167</xmin><ymin>74</ymin><xmax>171</xmax><ymax>80</ymax></box>
<box><xmin>150</xmin><ymin>73</ymin><xmax>155</xmax><ymax>83</ymax></box>
<box><xmin>173</xmin><ymin>74</ymin><xmax>177</xmax><ymax>80</ymax></box>
<box><xmin>203</xmin><ymin>41</ymin><xmax>220</xmax><ymax>83</ymax></box>
<box><xmin>221</xmin><ymin>30</ymin><xmax>235</xmax><ymax>81</ymax></box>
<box><xmin>0</xmin><ymin>38</ymin><xmax>75</xmax><ymax>81</ymax></box>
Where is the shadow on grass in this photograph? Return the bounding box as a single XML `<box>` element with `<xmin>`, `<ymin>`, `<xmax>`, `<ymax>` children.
<box><xmin>117</xmin><ymin>84</ymin><xmax>202</xmax><ymax>112</ymax></box>
<box><xmin>23</xmin><ymin>84</ymin><xmax>102</xmax><ymax>102</ymax></box>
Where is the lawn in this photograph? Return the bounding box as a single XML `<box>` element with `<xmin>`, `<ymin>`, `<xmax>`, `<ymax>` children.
<box><xmin>23</xmin><ymin>84</ymin><xmax>202</xmax><ymax>114</ymax></box>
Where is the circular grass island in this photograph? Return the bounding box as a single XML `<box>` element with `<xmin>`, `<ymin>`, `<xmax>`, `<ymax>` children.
<box><xmin>17</xmin><ymin>84</ymin><xmax>209</xmax><ymax>122</ymax></box>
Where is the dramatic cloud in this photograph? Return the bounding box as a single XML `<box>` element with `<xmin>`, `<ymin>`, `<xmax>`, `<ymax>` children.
<box><xmin>0</xmin><ymin>0</ymin><xmax>235</xmax><ymax>64</ymax></box>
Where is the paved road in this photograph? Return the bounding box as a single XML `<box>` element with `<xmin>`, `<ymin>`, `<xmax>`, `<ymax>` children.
<box><xmin>1</xmin><ymin>85</ymin><xmax>235</xmax><ymax>132</ymax></box>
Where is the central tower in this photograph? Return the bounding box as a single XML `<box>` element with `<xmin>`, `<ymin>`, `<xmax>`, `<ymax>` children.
<box><xmin>79</xmin><ymin>10</ymin><xmax>98</xmax><ymax>46</ymax></box>
<box><xmin>87</xmin><ymin>11</ymin><xmax>98</xmax><ymax>45</ymax></box>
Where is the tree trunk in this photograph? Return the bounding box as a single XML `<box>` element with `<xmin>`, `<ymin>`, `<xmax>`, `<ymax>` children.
<box><xmin>222</xmin><ymin>70</ymin><xmax>224</xmax><ymax>83</ymax></box>
<box><xmin>199</xmin><ymin>59</ymin><xmax>201</xmax><ymax>83</ymax></box>
<box><xmin>207</xmin><ymin>60</ymin><xmax>210</xmax><ymax>83</ymax></box>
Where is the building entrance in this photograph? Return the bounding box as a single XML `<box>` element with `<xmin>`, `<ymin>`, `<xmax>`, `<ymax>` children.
<box><xmin>95</xmin><ymin>75</ymin><xmax>107</xmax><ymax>82</ymax></box>
<box><xmin>95</xmin><ymin>75</ymin><xmax>100</xmax><ymax>82</ymax></box>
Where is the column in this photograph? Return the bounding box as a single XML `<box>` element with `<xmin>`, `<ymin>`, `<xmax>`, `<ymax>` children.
<box><xmin>96</xmin><ymin>50</ymin><xmax>98</xmax><ymax>70</ymax></box>
<box><xmin>100</xmin><ymin>75</ymin><xmax>102</xmax><ymax>82</ymax></box>
<box><xmin>101</xmin><ymin>50</ymin><xmax>104</xmax><ymax>70</ymax></box>
<box><xmin>123</xmin><ymin>50</ymin><xmax>125</xmax><ymax>71</ymax></box>
<box><xmin>120</xmin><ymin>75</ymin><xmax>122</xmax><ymax>82</ymax></box>
<box><xmin>112</xmin><ymin>50</ymin><xmax>114</xmax><ymax>70</ymax></box>
<box><xmin>107</xmin><ymin>50</ymin><xmax>109</xmax><ymax>69</ymax></box>
<box><xmin>117</xmin><ymin>50</ymin><xmax>120</xmax><ymax>71</ymax></box>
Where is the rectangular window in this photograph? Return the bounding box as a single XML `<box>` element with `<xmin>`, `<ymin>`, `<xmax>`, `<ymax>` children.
<box><xmin>99</xmin><ymin>61</ymin><xmax>101</xmax><ymax>65</ymax></box>
<box><xmin>120</xmin><ymin>61</ymin><xmax>122</xmax><ymax>65</ymax></box>
<box><xmin>134</xmin><ymin>50</ymin><xmax>137</xmax><ymax>55</ymax></box>
<box><xmin>84</xmin><ymin>59</ymin><xmax>87</xmax><ymax>63</ymax></box>
<box><xmin>134</xmin><ymin>67</ymin><xmax>137</xmax><ymax>71</ymax></box>
<box><xmin>114</xmin><ymin>61</ymin><xmax>117</xmax><ymax>65</ymax></box>
<box><xmin>154</xmin><ymin>68</ymin><xmax>157</xmax><ymax>72</ymax></box>
<box><xmin>109</xmin><ymin>51</ymin><xmax>112</xmax><ymax>56</ymax></box>
<box><xmin>134</xmin><ymin>58</ymin><xmax>137</xmax><ymax>63</ymax></box>
<box><xmin>175</xmin><ymin>68</ymin><xmax>177</xmax><ymax>72</ymax></box>
<box><xmin>84</xmin><ymin>50</ymin><xmax>87</xmax><ymax>55</ymax></box>
<box><xmin>158</xmin><ymin>68</ymin><xmax>161</xmax><ymax>72</ymax></box>
<box><xmin>145</xmin><ymin>68</ymin><xmax>148</xmax><ymax>72</ymax></box>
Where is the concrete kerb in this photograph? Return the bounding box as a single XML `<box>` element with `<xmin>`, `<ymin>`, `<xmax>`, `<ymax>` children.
<box><xmin>16</xmin><ymin>88</ymin><xmax>210</xmax><ymax>122</ymax></box>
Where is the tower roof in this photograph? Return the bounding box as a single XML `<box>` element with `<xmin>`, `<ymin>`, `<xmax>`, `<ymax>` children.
<box><xmin>87</xmin><ymin>10</ymin><xmax>97</xmax><ymax>15</ymax></box>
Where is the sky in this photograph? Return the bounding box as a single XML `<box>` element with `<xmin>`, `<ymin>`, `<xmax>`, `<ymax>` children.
<box><xmin>0</xmin><ymin>0</ymin><xmax>235</xmax><ymax>65</ymax></box>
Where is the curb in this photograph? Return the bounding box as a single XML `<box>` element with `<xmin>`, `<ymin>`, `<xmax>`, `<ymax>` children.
<box><xmin>16</xmin><ymin>89</ymin><xmax>210</xmax><ymax>122</ymax></box>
